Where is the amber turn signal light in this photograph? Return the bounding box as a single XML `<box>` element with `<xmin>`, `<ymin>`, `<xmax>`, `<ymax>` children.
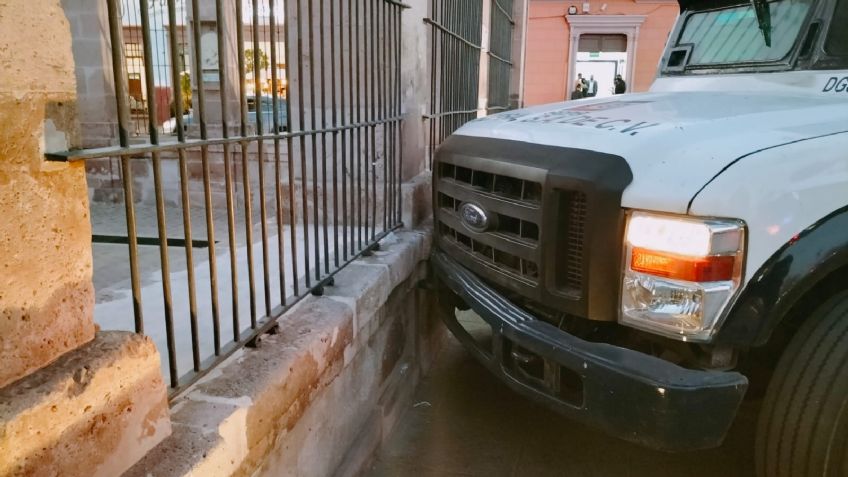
<box><xmin>631</xmin><ymin>248</ymin><xmax>736</xmax><ymax>282</ymax></box>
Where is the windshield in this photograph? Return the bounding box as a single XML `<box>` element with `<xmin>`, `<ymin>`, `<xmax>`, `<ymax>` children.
<box><xmin>677</xmin><ymin>0</ymin><xmax>814</xmax><ymax>66</ymax></box>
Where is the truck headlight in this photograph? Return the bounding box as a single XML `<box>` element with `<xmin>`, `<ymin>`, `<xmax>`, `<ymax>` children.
<box><xmin>620</xmin><ymin>211</ymin><xmax>745</xmax><ymax>342</ymax></box>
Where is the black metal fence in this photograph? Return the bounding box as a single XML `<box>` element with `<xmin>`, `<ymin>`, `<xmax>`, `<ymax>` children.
<box><xmin>49</xmin><ymin>0</ymin><xmax>407</xmax><ymax>396</ymax></box>
<box><xmin>424</xmin><ymin>0</ymin><xmax>517</xmax><ymax>165</ymax></box>
<box><xmin>120</xmin><ymin>0</ymin><xmax>190</xmax><ymax>137</ymax></box>
<box><xmin>425</xmin><ymin>0</ymin><xmax>484</xmax><ymax>166</ymax></box>
<box><xmin>487</xmin><ymin>0</ymin><xmax>515</xmax><ymax>113</ymax></box>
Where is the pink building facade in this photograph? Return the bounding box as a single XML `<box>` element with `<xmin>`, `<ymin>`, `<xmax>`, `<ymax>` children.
<box><xmin>523</xmin><ymin>0</ymin><xmax>679</xmax><ymax>106</ymax></box>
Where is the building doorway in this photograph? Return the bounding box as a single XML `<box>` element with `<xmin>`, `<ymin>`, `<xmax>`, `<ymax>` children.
<box><xmin>575</xmin><ymin>34</ymin><xmax>626</xmax><ymax>98</ymax></box>
<box><xmin>563</xmin><ymin>15</ymin><xmax>646</xmax><ymax>101</ymax></box>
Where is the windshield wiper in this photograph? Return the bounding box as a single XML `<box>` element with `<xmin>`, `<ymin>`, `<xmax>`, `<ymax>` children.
<box><xmin>752</xmin><ymin>0</ymin><xmax>773</xmax><ymax>47</ymax></box>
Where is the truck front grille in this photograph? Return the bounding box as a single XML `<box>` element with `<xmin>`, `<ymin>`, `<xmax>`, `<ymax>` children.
<box><xmin>440</xmin><ymin>163</ymin><xmax>542</xmax><ymax>203</ymax></box>
<box><xmin>436</xmin><ymin>162</ymin><xmax>544</xmax><ymax>287</ymax></box>
<box><xmin>439</xmin><ymin>222</ymin><xmax>540</xmax><ymax>285</ymax></box>
<box><xmin>433</xmin><ymin>134</ymin><xmax>633</xmax><ymax>322</ymax></box>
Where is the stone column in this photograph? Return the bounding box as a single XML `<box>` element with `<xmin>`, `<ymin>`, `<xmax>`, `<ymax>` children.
<box><xmin>186</xmin><ymin>0</ymin><xmax>242</xmax><ymax>138</ymax></box>
<box><xmin>0</xmin><ymin>0</ymin><xmax>96</xmax><ymax>390</ymax></box>
<box><xmin>400</xmin><ymin>0</ymin><xmax>431</xmax><ymax>181</ymax></box>
<box><xmin>509</xmin><ymin>0</ymin><xmax>530</xmax><ymax>110</ymax></box>
<box><xmin>62</xmin><ymin>0</ymin><xmax>119</xmax><ymax>148</ymax></box>
<box><xmin>0</xmin><ymin>1</ymin><xmax>171</xmax><ymax>474</ymax></box>
<box><xmin>477</xmin><ymin>0</ymin><xmax>491</xmax><ymax>118</ymax></box>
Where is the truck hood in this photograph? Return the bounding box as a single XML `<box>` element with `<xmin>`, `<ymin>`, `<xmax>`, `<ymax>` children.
<box><xmin>455</xmin><ymin>87</ymin><xmax>848</xmax><ymax>213</ymax></box>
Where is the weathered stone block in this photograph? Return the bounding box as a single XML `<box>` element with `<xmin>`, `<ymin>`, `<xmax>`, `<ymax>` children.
<box><xmin>0</xmin><ymin>0</ymin><xmax>76</xmax><ymax>95</ymax></box>
<box><xmin>401</xmin><ymin>170</ymin><xmax>432</xmax><ymax>229</ymax></box>
<box><xmin>0</xmin><ymin>159</ymin><xmax>96</xmax><ymax>388</ymax></box>
<box><xmin>0</xmin><ymin>332</ymin><xmax>172</xmax><ymax>477</ymax></box>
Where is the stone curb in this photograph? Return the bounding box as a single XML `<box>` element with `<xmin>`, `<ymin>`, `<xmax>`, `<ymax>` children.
<box><xmin>125</xmin><ymin>224</ymin><xmax>433</xmax><ymax>477</ymax></box>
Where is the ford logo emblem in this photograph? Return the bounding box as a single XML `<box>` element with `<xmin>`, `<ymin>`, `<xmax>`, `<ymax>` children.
<box><xmin>459</xmin><ymin>203</ymin><xmax>491</xmax><ymax>233</ymax></box>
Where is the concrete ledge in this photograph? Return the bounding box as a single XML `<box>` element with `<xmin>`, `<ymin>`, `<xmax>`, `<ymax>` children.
<box><xmin>125</xmin><ymin>224</ymin><xmax>441</xmax><ymax>477</ymax></box>
<box><xmin>0</xmin><ymin>331</ymin><xmax>171</xmax><ymax>477</ymax></box>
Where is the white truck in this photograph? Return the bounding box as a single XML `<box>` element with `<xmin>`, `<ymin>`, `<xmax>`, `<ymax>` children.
<box><xmin>430</xmin><ymin>1</ymin><xmax>848</xmax><ymax>475</ymax></box>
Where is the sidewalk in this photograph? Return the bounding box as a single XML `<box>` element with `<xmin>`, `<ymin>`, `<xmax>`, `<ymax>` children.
<box><xmin>88</xmin><ymin>199</ymin><xmax>349</xmax><ymax>379</ymax></box>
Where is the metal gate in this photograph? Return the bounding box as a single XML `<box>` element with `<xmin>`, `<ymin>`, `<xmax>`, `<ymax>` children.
<box><xmin>487</xmin><ymin>0</ymin><xmax>515</xmax><ymax>113</ymax></box>
<box><xmin>425</xmin><ymin>0</ymin><xmax>517</xmax><ymax>164</ymax></box>
<box><xmin>425</xmin><ymin>0</ymin><xmax>484</xmax><ymax>166</ymax></box>
<box><xmin>49</xmin><ymin>0</ymin><xmax>408</xmax><ymax>396</ymax></box>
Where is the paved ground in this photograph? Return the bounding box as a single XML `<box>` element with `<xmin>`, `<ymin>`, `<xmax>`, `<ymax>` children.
<box><xmin>89</xmin><ymin>201</ymin><xmax>246</xmax><ymax>302</ymax></box>
<box><xmin>88</xmin><ymin>198</ymin><xmax>379</xmax><ymax>379</ymax></box>
<box><xmin>366</xmin><ymin>334</ymin><xmax>758</xmax><ymax>477</ymax></box>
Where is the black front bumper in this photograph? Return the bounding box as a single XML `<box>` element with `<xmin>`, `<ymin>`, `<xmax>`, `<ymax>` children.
<box><xmin>432</xmin><ymin>250</ymin><xmax>748</xmax><ymax>451</ymax></box>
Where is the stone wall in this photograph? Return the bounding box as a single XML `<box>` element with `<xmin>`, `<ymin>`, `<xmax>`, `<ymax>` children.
<box><xmin>125</xmin><ymin>223</ymin><xmax>445</xmax><ymax>477</ymax></box>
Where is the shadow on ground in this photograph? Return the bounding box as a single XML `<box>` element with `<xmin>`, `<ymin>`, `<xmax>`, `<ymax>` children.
<box><xmin>366</xmin><ymin>335</ymin><xmax>757</xmax><ymax>477</ymax></box>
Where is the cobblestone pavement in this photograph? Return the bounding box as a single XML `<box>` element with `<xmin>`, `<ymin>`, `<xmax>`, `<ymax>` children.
<box><xmin>366</xmin><ymin>330</ymin><xmax>757</xmax><ymax>477</ymax></box>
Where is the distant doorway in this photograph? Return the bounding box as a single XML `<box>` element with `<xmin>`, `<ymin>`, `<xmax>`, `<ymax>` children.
<box><xmin>575</xmin><ymin>34</ymin><xmax>627</xmax><ymax>98</ymax></box>
<box><xmin>575</xmin><ymin>59</ymin><xmax>620</xmax><ymax>98</ymax></box>
<box><xmin>564</xmin><ymin>15</ymin><xmax>645</xmax><ymax>99</ymax></box>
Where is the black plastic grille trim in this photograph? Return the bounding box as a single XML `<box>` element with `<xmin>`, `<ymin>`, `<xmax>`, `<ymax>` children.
<box><xmin>440</xmin><ymin>162</ymin><xmax>543</xmax><ymax>204</ymax></box>
<box><xmin>560</xmin><ymin>191</ymin><xmax>588</xmax><ymax>294</ymax></box>
<box><xmin>439</xmin><ymin>222</ymin><xmax>539</xmax><ymax>285</ymax></box>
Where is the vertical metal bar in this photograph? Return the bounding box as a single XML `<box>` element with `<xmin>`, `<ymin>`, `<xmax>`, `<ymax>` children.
<box><xmin>394</xmin><ymin>3</ymin><xmax>401</xmax><ymax>224</ymax></box>
<box><xmin>368</xmin><ymin>0</ymin><xmax>380</xmax><ymax>241</ymax></box>
<box><xmin>177</xmin><ymin>150</ymin><xmax>200</xmax><ymax>371</ymax></box>
<box><xmin>108</xmin><ymin>0</ymin><xmax>143</xmax><ymax>333</ymax></box>
<box><xmin>308</xmin><ymin>0</ymin><xmax>321</xmax><ymax>283</ymax></box>
<box><xmin>354</xmin><ymin>0</ymin><xmax>362</xmax><ymax>251</ymax></box>
<box><xmin>453</xmin><ymin>0</ymin><xmax>461</xmax><ymax>136</ymax></box>
<box><xmin>383</xmin><ymin>4</ymin><xmax>395</xmax><ymax>230</ymax></box>
<box><xmin>269</xmin><ymin>0</ymin><xmax>287</xmax><ymax>305</ymax></box>
<box><xmin>338</xmin><ymin>0</ymin><xmax>348</xmax><ymax>262</ymax></box>
<box><xmin>380</xmin><ymin>0</ymin><xmax>387</xmax><ymax>234</ymax></box>
<box><xmin>151</xmin><ymin>154</ymin><xmax>178</xmax><ymax>387</ymax></box>
<box><xmin>349</xmin><ymin>0</ymin><xmax>357</xmax><ymax>253</ymax></box>
<box><xmin>191</xmin><ymin>0</ymin><xmax>222</xmax><ymax>356</ymax></box>
<box><xmin>165</xmin><ymin>0</ymin><xmax>198</xmax><ymax>375</ymax></box>
<box><xmin>330</xmin><ymin>0</ymin><xmax>340</xmax><ymax>267</ymax></box>
<box><xmin>160</xmin><ymin>0</ymin><xmax>190</xmax><ymax>386</ymax></box>
<box><xmin>119</xmin><ymin>158</ymin><xmax>143</xmax><ymax>334</ymax></box>
<box><xmin>283</xmin><ymin>0</ymin><xmax>300</xmax><ymax>297</ymax></box>
<box><xmin>445</xmin><ymin>0</ymin><xmax>450</xmax><ymax>144</ymax></box>
<box><xmin>215</xmin><ymin>0</ymin><xmax>241</xmax><ymax>342</ymax></box>
<box><xmin>428</xmin><ymin>1</ymin><xmax>435</xmax><ymax>168</ymax></box>
<box><xmin>396</xmin><ymin>3</ymin><xmax>403</xmax><ymax>223</ymax></box>
<box><xmin>139</xmin><ymin>0</ymin><xmax>159</xmax><ymax>144</ymax></box>
<box><xmin>253</xmin><ymin>0</ymin><xmax>272</xmax><ymax>317</ymax></box>
<box><xmin>363</xmin><ymin>0</ymin><xmax>371</xmax><ymax>244</ymax></box>
<box><xmin>438</xmin><ymin>0</ymin><xmax>446</xmax><ymax>153</ymax></box>
<box><xmin>296</xmin><ymin>0</ymin><xmax>312</xmax><ymax>289</ymax></box>
<box><xmin>394</xmin><ymin>1</ymin><xmax>400</xmax><ymax>223</ymax></box>
<box><xmin>107</xmin><ymin>0</ymin><xmax>130</xmax><ymax>146</ymax></box>
<box><xmin>236</xmin><ymin>0</ymin><xmax>258</xmax><ymax>328</ymax></box>
<box><xmin>117</xmin><ymin>0</ymin><xmax>145</xmax><ymax>333</ymax></box>
<box><xmin>319</xmin><ymin>0</ymin><xmax>330</xmax><ymax>275</ymax></box>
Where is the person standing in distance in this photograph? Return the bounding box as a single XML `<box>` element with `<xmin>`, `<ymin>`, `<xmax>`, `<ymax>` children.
<box><xmin>577</xmin><ymin>73</ymin><xmax>588</xmax><ymax>93</ymax></box>
<box><xmin>571</xmin><ymin>80</ymin><xmax>585</xmax><ymax>100</ymax></box>
<box><xmin>614</xmin><ymin>74</ymin><xmax>627</xmax><ymax>95</ymax></box>
<box><xmin>587</xmin><ymin>75</ymin><xmax>598</xmax><ymax>97</ymax></box>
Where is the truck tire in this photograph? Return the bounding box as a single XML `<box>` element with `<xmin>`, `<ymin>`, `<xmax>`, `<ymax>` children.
<box><xmin>755</xmin><ymin>292</ymin><xmax>848</xmax><ymax>477</ymax></box>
